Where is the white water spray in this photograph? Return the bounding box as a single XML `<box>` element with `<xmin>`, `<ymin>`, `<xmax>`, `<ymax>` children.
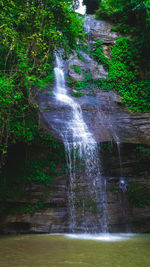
<box><xmin>75</xmin><ymin>0</ymin><xmax>86</xmax><ymax>15</ymax></box>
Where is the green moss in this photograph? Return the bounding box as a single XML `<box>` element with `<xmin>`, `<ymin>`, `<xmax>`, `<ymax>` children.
<box><xmin>70</xmin><ymin>65</ymin><xmax>82</xmax><ymax>74</ymax></box>
<box><xmin>71</xmin><ymin>92</ymin><xmax>84</xmax><ymax>97</ymax></box>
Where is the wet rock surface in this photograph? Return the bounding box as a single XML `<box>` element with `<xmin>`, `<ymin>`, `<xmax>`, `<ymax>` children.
<box><xmin>37</xmin><ymin>89</ymin><xmax>150</xmax><ymax>146</ymax></box>
<box><xmin>67</xmin><ymin>15</ymin><xmax>120</xmax><ymax>83</ymax></box>
<box><xmin>0</xmin><ymin>175</ymin><xmax>69</xmax><ymax>234</ymax></box>
<box><xmin>1</xmin><ymin>143</ymin><xmax>150</xmax><ymax>234</ymax></box>
<box><xmin>37</xmin><ymin>16</ymin><xmax>150</xmax><ymax>146</ymax></box>
<box><xmin>68</xmin><ymin>52</ymin><xmax>108</xmax><ymax>82</ymax></box>
<box><xmin>102</xmin><ymin>143</ymin><xmax>150</xmax><ymax>233</ymax></box>
<box><xmin>32</xmin><ymin>85</ymin><xmax>150</xmax><ymax>234</ymax></box>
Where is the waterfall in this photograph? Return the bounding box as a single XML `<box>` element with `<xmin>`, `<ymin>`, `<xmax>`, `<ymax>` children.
<box><xmin>54</xmin><ymin>52</ymin><xmax>108</xmax><ymax>233</ymax></box>
<box><xmin>51</xmin><ymin>1</ymin><xmax>130</xmax><ymax>234</ymax></box>
<box><xmin>75</xmin><ymin>0</ymin><xmax>86</xmax><ymax>15</ymax></box>
<box><xmin>116</xmin><ymin>142</ymin><xmax>127</xmax><ymax>193</ymax></box>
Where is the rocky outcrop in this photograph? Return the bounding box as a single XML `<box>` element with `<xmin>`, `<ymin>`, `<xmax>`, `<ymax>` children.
<box><xmin>0</xmin><ymin>175</ymin><xmax>69</xmax><ymax>234</ymax></box>
<box><xmin>103</xmin><ymin>44</ymin><xmax>113</xmax><ymax>59</ymax></box>
<box><xmin>1</xmin><ymin>142</ymin><xmax>150</xmax><ymax>234</ymax></box>
<box><xmin>68</xmin><ymin>57</ymin><xmax>85</xmax><ymax>82</ymax></box>
<box><xmin>67</xmin><ymin>15</ymin><xmax>117</xmax><ymax>83</ymax></box>
<box><xmin>79</xmin><ymin>90</ymin><xmax>150</xmax><ymax>145</ymax></box>
<box><xmin>68</xmin><ymin>52</ymin><xmax>108</xmax><ymax>82</ymax></box>
<box><xmin>102</xmin><ymin>143</ymin><xmax>150</xmax><ymax>233</ymax></box>
<box><xmin>37</xmin><ymin>89</ymin><xmax>150</xmax><ymax>146</ymax></box>
<box><xmin>84</xmin><ymin>15</ymin><xmax>121</xmax><ymax>44</ymax></box>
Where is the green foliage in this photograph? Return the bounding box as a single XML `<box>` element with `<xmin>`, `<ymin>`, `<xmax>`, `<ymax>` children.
<box><xmin>12</xmin><ymin>202</ymin><xmax>50</xmax><ymax>215</ymax></box>
<box><xmin>68</xmin><ymin>80</ymin><xmax>85</xmax><ymax>90</ymax></box>
<box><xmin>136</xmin><ymin>146</ymin><xmax>150</xmax><ymax>159</ymax></box>
<box><xmin>96</xmin><ymin>0</ymin><xmax>150</xmax><ymax>39</ymax></box>
<box><xmin>94</xmin><ymin>0</ymin><xmax>150</xmax><ymax>112</ymax></box>
<box><xmin>70</xmin><ymin>65</ymin><xmax>82</xmax><ymax>74</ymax></box>
<box><xmin>0</xmin><ymin>201</ymin><xmax>52</xmax><ymax>216</ymax></box>
<box><xmin>120</xmin><ymin>81</ymin><xmax>150</xmax><ymax>112</ymax></box>
<box><xmin>0</xmin><ymin>0</ymin><xmax>84</xmax><ymax>164</ymax></box>
<box><xmin>128</xmin><ymin>184</ymin><xmax>150</xmax><ymax>207</ymax></box>
<box><xmin>0</xmin><ymin>135</ymin><xmax>66</xmax><ymax>207</ymax></box>
<box><xmin>91</xmin><ymin>40</ymin><xmax>109</xmax><ymax>71</ymax></box>
<box><xmin>107</xmin><ymin>37</ymin><xmax>150</xmax><ymax>112</ymax></box>
<box><xmin>71</xmin><ymin>92</ymin><xmax>84</xmax><ymax>97</ymax></box>
<box><xmin>109</xmin><ymin>37</ymin><xmax>138</xmax><ymax>82</ymax></box>
<box><xmin>78</xmin><ymin>43</ymin><xmax>90</xmax><ymax>55</ymax></box>
<box><xmin>26</xmin><ymin>160</ymin><xmax>55</xmax><ymax>186</ymax></box>
<box><xmin>73</xmin><ymin>43</ymin><xmax>88</xmax><ymax>62</ymax></box>
<box><xmin>67</xmin><ymin>40</ymin><xmax>110</xmax><ymax>92</ymax></box>
<box><xmin>68</xmin><ymin>36</ymin><xmax>150</xmax><ymax>112</ymax></box>
<box><xmin>68</xmin><ymin>70</ymin><xmax>95</xmax><ymax>91</ymax></box>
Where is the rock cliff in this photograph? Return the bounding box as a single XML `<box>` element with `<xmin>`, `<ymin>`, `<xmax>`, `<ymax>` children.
<box><xmin>0</xmin><ymin>15</ymin><xmax>150</xmax><ymax>234</ymax></box>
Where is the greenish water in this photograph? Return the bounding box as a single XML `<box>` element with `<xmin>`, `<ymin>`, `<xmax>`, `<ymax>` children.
<box><xmin>0</xmin><ymin>234</ymin><xmax>150</xmax><ymax>267</ymax></box>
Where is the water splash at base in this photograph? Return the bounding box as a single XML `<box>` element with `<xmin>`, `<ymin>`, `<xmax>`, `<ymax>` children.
<box><xmin>64</xmin><ymin>233</ymin><xmax>135</xmax><ymax>242</ymax></box>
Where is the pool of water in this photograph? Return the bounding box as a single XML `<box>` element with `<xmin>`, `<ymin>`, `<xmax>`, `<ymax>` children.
<box><xmin>0</xmin><ymin>233</ymin><xmax>150</xmax><ymax>267</ymax></box>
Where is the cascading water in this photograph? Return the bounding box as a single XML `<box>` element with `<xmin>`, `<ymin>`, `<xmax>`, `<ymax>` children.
<box><xmin>51</xmin><ymin>1</ymin><xmax>131</xmax><ymax>235</ymax></box>
<box><xmin>117</xmin><ymin>142</ymin><xmax>127</xmax><ymax>192</ymax></box>
<box><xmin>54</xmin><ymin>53</ymin><xmax>108</xmax><ymax>233</ymax></box>
<box><xmin>75</xmin><ymin>0</ymin><xmax>86</xmax><ymax>15</ymax></box>
<box><xmin>107</xmin><ymin>102</ymin><xmax>130</xmax><ymax>231</ymax></box>
<box><xmin>116</xmin><ymin>142</ymin><xmax>130</xmax><ymax>232</ymax></box>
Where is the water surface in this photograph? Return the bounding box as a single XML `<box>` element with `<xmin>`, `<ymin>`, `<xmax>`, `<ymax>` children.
<box><xmin>0</xmin><ymin>234</ymin><xmax>150</xmax><ymax>267</ymax></box>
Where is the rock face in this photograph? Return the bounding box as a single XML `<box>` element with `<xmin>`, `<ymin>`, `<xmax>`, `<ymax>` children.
<box><xmin>1</xmin><ymin>143</ymin><xmax>150</xmax><ymax>234</ymax></box>
<box><xmin>102</xmin><ymin>143</ymin><xmax>150</xmax><ymax>233</ymax></box>
<box><xmin>67</xmin><ymin>15</ymin><xmax>117</xmax><ymax>83</ymax></box>
<box><xmin>37</xmin><ymin>89</ymin><xmax>150</xmax><ymax>146</ymax></box>
<box><xmin>0</xmin><ymin>175</ymin><xmax>69</xmax><ymax>234</ymax></box>
<box><xmin>84</xmin><ymin>15</ymin><xmax>121</xmax><ymax>43</ymax></box>
<box><xmin>68</xmin><ymin>52</ymin><xmax>108</xmax><ymax>82</ymax></box>
<box><xmin>1</xmin><ymin>89</ymin><xmax>150</xmax><ymax>234</ymax></box>
<box><xmin>68</xmin><ymin>57</ymin><xmax>85</xmax><ymax>82</ymax></box>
